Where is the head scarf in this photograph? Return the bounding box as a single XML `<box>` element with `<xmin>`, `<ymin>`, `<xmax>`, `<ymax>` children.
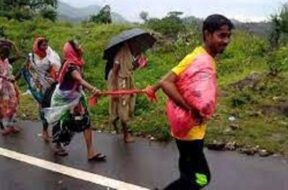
<box><xmin>57</xmin><ymin>41</ymin><xmax>85</xmax><ymax>83</ymax></box>
<box><xmin>33</xmin><ymin>37</ymin><xmax>47</xmax><ymax>59</ymax></box>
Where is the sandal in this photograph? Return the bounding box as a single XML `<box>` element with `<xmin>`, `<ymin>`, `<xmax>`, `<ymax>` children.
<box><xmin>11</xmin><ymin>126</ymin><xmax>21</xmax><ymax>134</ymax></box>
<box><xmin>54</xmin><ymin>149</ymin><xmax>68</xmax><ymax>157</ymax></box>
<box><xmin>1</xmin><ymin>127</ymin><xmax>13</xmax><ymax>136</ymax></box>
<box><xmin>88</xmin><ymin>153</ymin><xmax>106</xmax><ymax>162</ymax></box>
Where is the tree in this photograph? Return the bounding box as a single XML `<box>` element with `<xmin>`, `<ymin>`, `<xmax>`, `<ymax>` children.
<box><xmin>146</xmin><ymin>11</ymin><xmax>185</xmax><ymax>38</ymax></box>
<box><xmin>90</xmin><ymin>5</ymin><xmax>112</xmax><ymax>24</ymax></box>
<box><xmin>167</xmin><ymin>11</ymin><xmax>183</xmax><ymax>18</ymax></box>
<box><xmin>278</xmin><ymin>3</ymin><xmax>288</xmax><ymax>33</ymax></box>
<box><xmin>40</xmin><ymin>7</ymin><xmax>57</xmax><ymax>21</ymax></box>
<box><xmin>269</xmin><ymin>3</ymin><xmax>288</xmax><ymax>48</ymax></box>
<box><xmin>269</xmin><ymin>15</ymin><xmax>281</xmax><ymax>48</ymax></box>
<box><xmin>0</xmin><ymin>26</ymin><xmax>7</xmax><ymax>38</ymax></box>
<box><xmin>139</xmin><ymin>11</ymin><xmax>148</xmax><ymax>22</ymax></box>
<box><xmin>0</xmin><ymin>0</ymin><xmax>58</xmax><ymax>21</ymax></box>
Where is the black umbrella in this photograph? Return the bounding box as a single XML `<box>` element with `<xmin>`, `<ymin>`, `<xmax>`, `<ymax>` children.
<box><xmin>103</xmin><ymin>28</ymin><xmax>156</xmax><ymax>60</ymax></box>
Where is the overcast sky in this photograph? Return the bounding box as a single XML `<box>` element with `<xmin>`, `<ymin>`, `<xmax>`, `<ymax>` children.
<box><xmin>61</xmin><ymin>0</ymin><xmax>287</xmax><ymax>22</ymax></box>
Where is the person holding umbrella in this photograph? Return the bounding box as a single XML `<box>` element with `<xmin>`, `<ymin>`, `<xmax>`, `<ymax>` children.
<box><xmin>104</xmin><ymin>28</ymin><xmax>155</xmax><ymax>143</ymax></box>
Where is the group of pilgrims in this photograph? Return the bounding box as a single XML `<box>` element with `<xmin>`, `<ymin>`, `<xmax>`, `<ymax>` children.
<box><xmin>3</xmin><ymin>36</ymin><xmax>149</xmax><ymax>159</ymax></box>
<box><xmin>0</xmin><ymin>14</ymin><xmax>235</xmax><ymax>190</ymax></box>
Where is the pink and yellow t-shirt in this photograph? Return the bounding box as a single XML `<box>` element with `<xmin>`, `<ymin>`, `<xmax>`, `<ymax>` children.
<box><xmin>171</xmin><ymin>46</ymin><xmax>216</xmax><ymax>140</ymax></box>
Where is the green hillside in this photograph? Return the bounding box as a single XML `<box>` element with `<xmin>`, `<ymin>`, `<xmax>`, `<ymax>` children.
<box><xmin>1</xmin><ymin>17</ymin><xmax>288</xmax><ymax>156</ymax></box>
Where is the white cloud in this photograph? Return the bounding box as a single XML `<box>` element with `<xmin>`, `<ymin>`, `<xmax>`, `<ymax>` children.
<box><xmin>61</xmin><ymin>0</ymin><xmax>288</xmax><ymax>22</ymax></box>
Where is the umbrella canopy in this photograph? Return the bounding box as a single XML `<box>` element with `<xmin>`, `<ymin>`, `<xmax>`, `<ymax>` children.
<box><xmin>103</xmin><ymin>28</ymin><xmax>156</xmax><ymax>60</ymax></box>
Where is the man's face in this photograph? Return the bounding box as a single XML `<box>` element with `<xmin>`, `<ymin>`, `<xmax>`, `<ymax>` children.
<box><xmin>205</xmin><ymin>25</ymin><xmax>232</xmax><ymax>55</ymax></box>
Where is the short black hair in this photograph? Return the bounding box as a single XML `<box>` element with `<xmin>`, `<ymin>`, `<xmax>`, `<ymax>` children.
<box><xmin>202</xmin><ymin>14</ymin><xmax>234</xmax><ymax>34</ymax></box>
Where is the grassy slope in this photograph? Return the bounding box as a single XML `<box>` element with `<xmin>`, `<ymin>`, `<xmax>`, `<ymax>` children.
<box><xmin>3</xmin><ymin>17</ymin><xmax>287</xmax><ymax>155</ymax></box>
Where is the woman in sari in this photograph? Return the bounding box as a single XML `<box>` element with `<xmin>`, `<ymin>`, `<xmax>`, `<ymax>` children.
<box><xmin>43</xmin><ymin>40</ymin><xmax>106</xmax><ymax>161</ymax></box>
<box><xmin>24</xmin><ymin>37</ymin><xmax>61</xmax><ymax>141</ymax></box>
<box><xmin>0</xmin><ymin>40</ymin><xmax>21</xmax><ymax>135</ymax></box>
<box><xmin>107</xmin><ymin>42</ymin><xmax>146</xmax><ymax>143</ymax></box>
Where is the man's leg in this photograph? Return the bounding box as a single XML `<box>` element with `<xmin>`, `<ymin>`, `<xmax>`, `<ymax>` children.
<box><xmin>164</xmin><ymin>140</ymin><xmax>210</xmax><ymax>190</ymax></box>
<box><xmin>121</xmin><ymin>120</ymin><xmax>134</xmax><ymax>143</ymax></box>
<box><xmin>164</xmin><ymin>139</ymin><xmax>195</xmax><ymax>190</ymax></box>
<box><xmin>178</xmin><ymin>140</ymin><xmax>210</xmax><ymax>189</ymax></box>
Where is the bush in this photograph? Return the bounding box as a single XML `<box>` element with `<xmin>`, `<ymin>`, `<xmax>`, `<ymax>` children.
<box><xmin>267</xmin><ymin>45</ymin><xmax>288</xmax><ymax>74</ymax></box>
<box><xmin>218</xmin><ymin>31</ymin><xmax>268</xmax><ymax>78</ymax></box>
<box><xmin>146</xmin><ymin>14</ymin><xmax>186</xmax><ymax>38</ymax></box>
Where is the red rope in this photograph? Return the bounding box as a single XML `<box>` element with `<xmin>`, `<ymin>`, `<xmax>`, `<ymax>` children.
<box><xmin>88</xmin><ymin>87</ymin><xmax>157</xmax><ymax>106</ymax></box>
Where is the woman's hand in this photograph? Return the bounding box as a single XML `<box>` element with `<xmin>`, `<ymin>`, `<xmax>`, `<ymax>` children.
<box><xmin>92</xmin><ymin>87</ymin><xmax>101</xmax><ymax>97</ymax></box>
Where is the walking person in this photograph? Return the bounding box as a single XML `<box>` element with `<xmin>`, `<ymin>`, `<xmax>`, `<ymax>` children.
<box><xmin>147</xmin><ymin>14</ymin><xmax>234</xmax><ymax>189</ymax></box>
<box><xmin>104</xmin><ymin>28</ymin><xmax>155</xmax><ymax>143</ymax></box>
<box><xmin>43</xmin><ymin>40</ymin><xmax>106</xmax><ymax>161</ymax></box>
<box><xmin>24</xmin><ymin>37</ymin><xmax>61</xmax><ymax>142</ymax></box>
<box><xmin>0</xmin><ymin>40</ymin><xmax>22</xmax><ymax>135</ymax></box>
<box><xmin>107</xmin><ymin>42</ymin><xmax>138</xmax><ymax>143</ymax></box>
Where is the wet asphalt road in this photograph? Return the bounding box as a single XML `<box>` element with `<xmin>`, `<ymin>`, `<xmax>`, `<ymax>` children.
<box><xmin>0</xmin><ymin>120</ymin><xmax>288</xmax><ymax>190</ymax></box>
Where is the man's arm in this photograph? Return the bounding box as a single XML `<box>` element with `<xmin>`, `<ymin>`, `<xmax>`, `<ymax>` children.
<box><xmin>159</xmin><ymin>71</ymin><xmax>191</xmax><ymax>111</ymax></box>
<box><xmin>159</xmin><ymin>71</ymin><xmax>202</xmax><ymax>120</ymax></box>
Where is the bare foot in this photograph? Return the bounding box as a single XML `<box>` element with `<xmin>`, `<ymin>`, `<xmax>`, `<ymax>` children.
<box><xmin>124</xmin><ymin>134</ymin><xmax>135</xmax><ymax>143</ymax></box>
<box><xmin>42</xmin><ymin>130</ymin><xmax>50</xmax><ymax>143</ymax></box>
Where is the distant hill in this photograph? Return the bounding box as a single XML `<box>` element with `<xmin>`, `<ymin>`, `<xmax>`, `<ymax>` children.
<box><xmin>183</xmin><ymin>16</ymin><xmax>271</xmax><ymax>37</ymax></box>
<box><xmin>236</xmin><ymin>22</ymin><xmax>272</xmax><ymax>38</ymax></box>
<box><xmin>57</xmin><ymin>1</ymin><xmax>127</xmax><ymax>23</ymax></box>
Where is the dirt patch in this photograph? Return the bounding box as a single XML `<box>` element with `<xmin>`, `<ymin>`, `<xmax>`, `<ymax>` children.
<box><xmin>231</xmin><ymin>72</ymin><xmax>262</xmax><ymax>90</ymax></box>
<box><xmin>261</xmin><ymin>103</ymin><xmax>288</xmax><ymax>117</ymax></box>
